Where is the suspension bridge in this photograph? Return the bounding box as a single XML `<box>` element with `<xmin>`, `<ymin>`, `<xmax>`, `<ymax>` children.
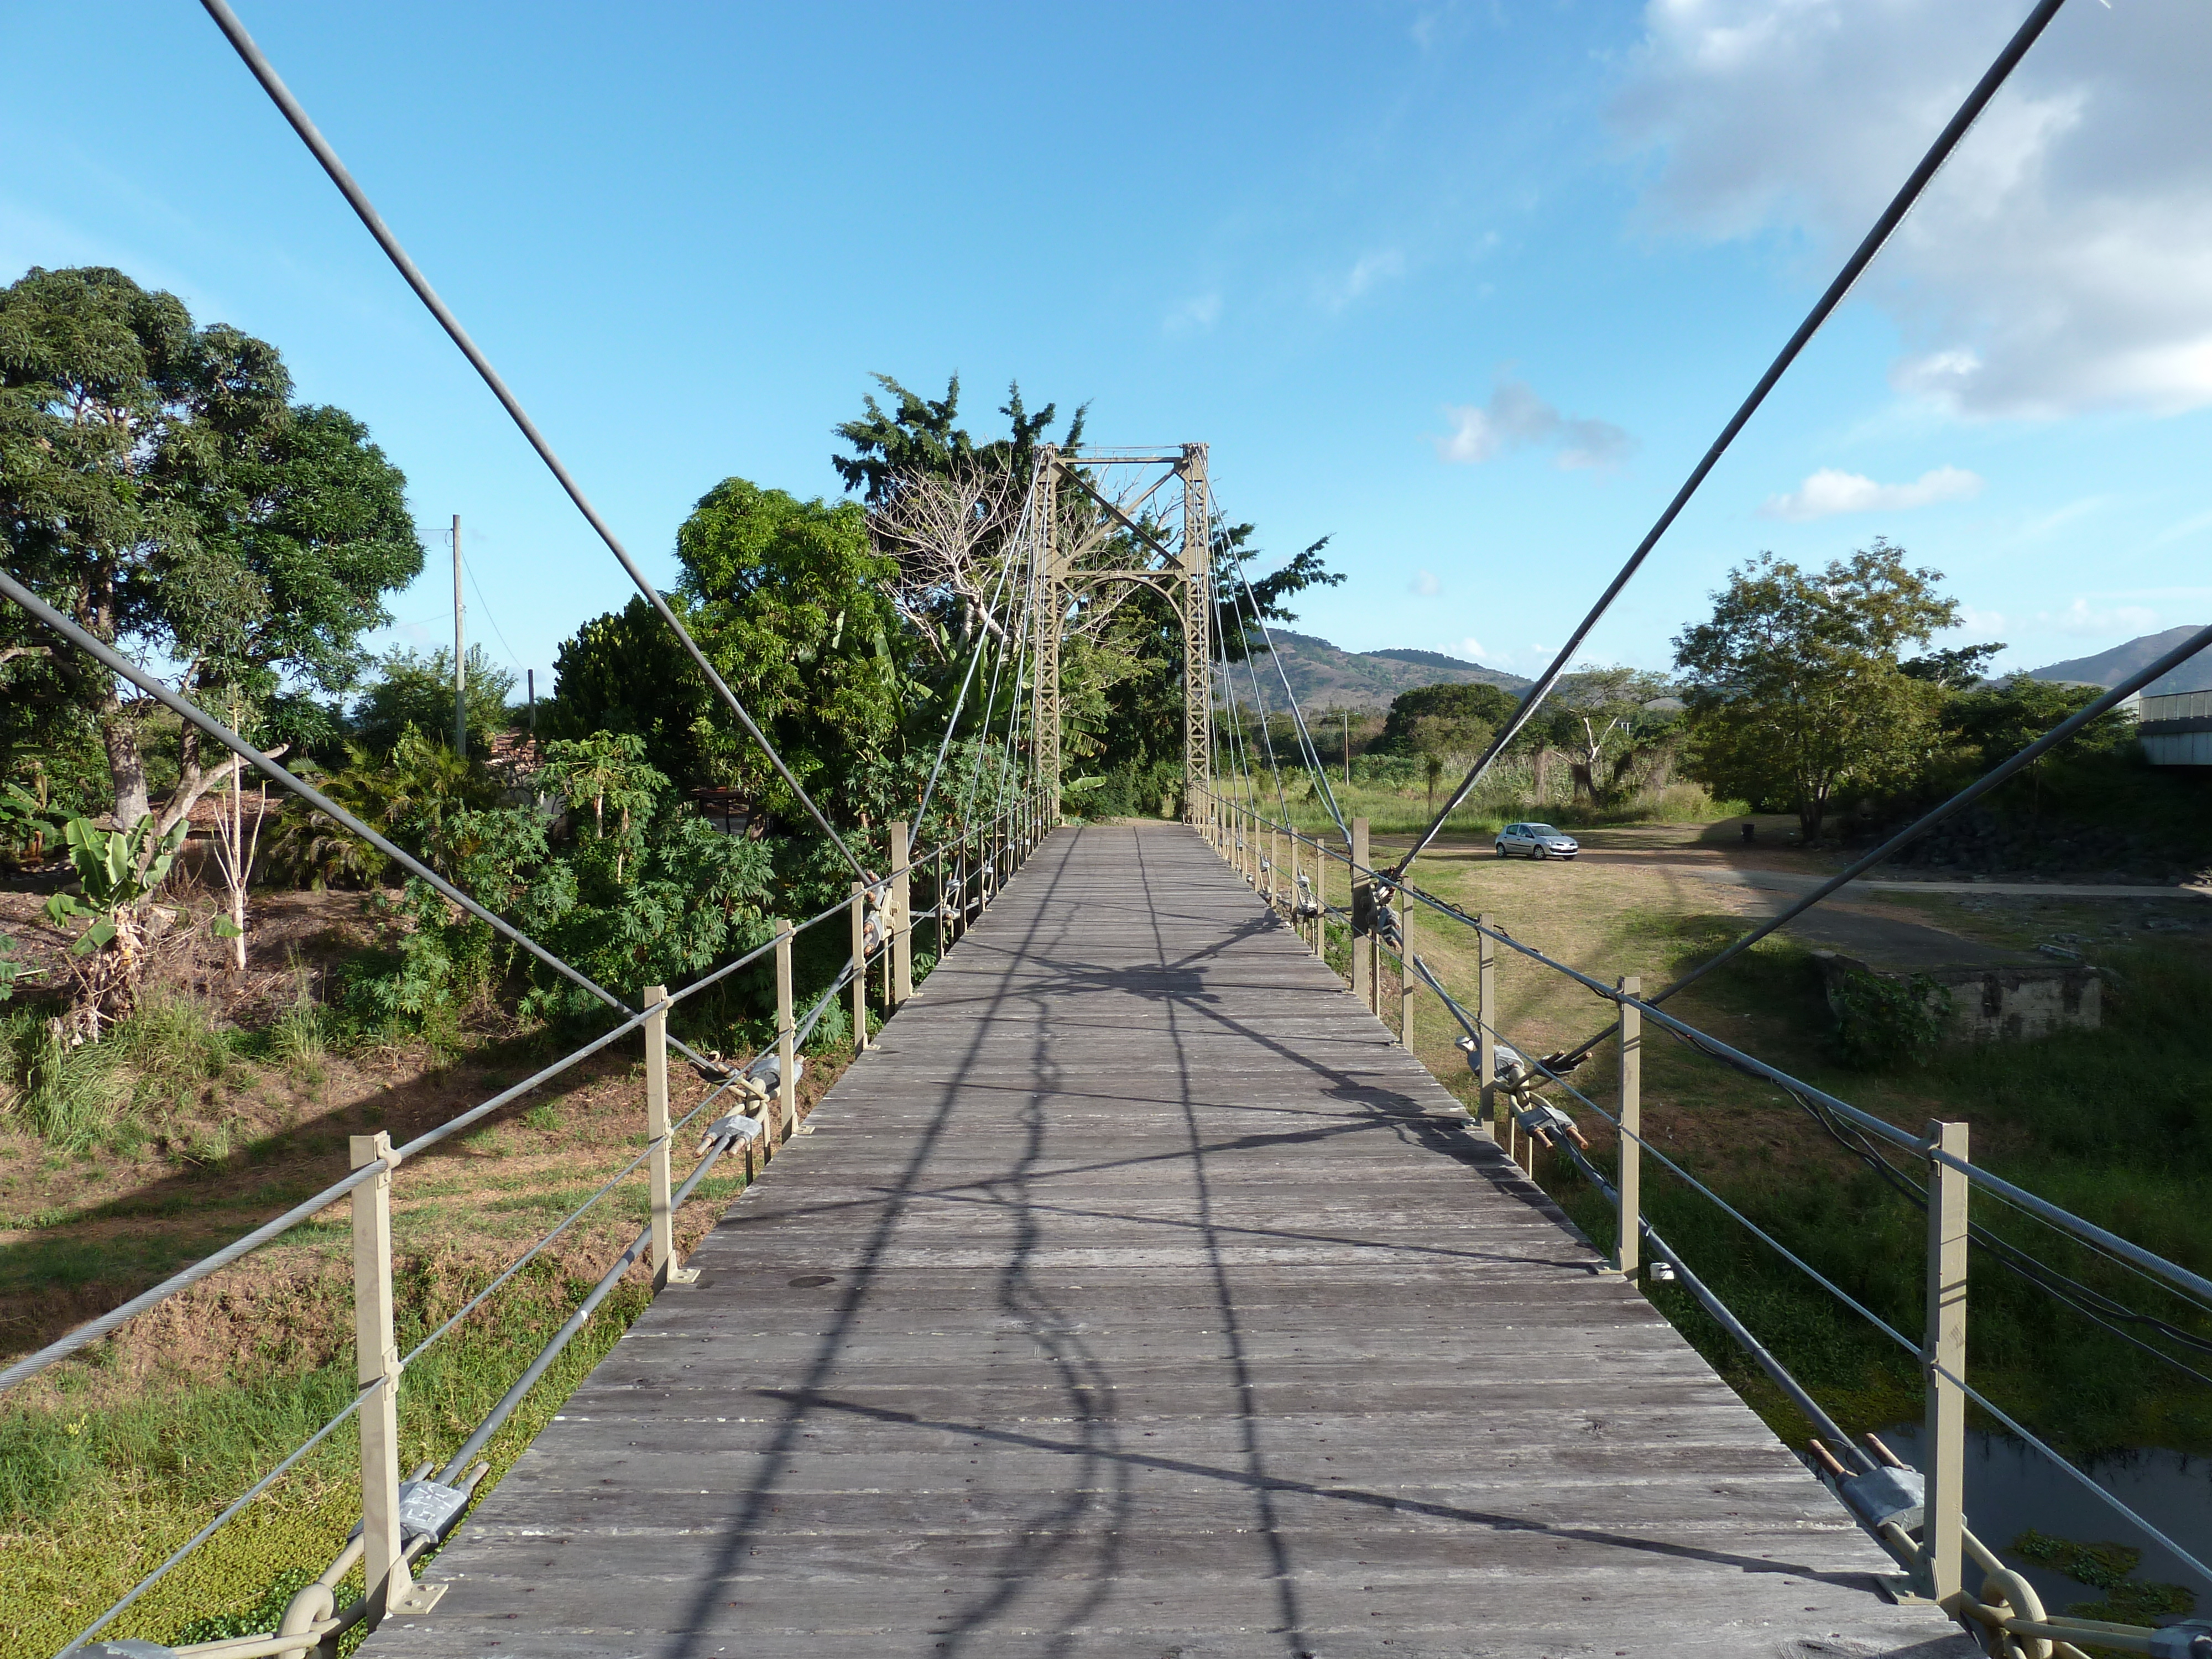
<box><xmin>7</xmin><ymin>1</ymin><xmax>2212</xmax><ymax>1657</ymax></box>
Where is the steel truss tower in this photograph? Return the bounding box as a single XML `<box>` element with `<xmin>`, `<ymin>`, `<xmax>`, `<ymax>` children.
<box><xmin>1027</xmin><ymin>444</ymin><xmax>1213</xmax><ymax>827</ymax></box>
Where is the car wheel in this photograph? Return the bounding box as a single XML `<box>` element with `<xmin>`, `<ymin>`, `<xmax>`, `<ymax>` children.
<box><xmin>1495</xmin><ymin>845</ymin><xmax>1507</xmax><ymax>859</ymax></box>
<box><xmin>1535</xmin><ymin>845</ymin><xmax>1548</xmax><ymax>860</ymax></box>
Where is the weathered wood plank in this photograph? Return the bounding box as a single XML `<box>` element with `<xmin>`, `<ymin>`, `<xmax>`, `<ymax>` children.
<box><xmin>369</xmin><ymin>825</ymin><xmax>1967</xmax><ymax>1658</ymax></box>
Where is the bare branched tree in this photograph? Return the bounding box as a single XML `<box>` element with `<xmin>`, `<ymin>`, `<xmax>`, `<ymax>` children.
<box><xmin>870</xmin><ymin>465</ymin><xmax>1022</xmax><ymax>665</ymax></box>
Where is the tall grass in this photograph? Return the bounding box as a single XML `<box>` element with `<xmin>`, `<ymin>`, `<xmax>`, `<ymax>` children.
<box><xmin>0</xmin><ymin>1262</ymin><xmax>654</xmax><ymax>1659</ymax></box>
<box><xmin>1218</xmin><ymin>766</ymin><xmax>1736</xmax><ymax>841</ymax></box>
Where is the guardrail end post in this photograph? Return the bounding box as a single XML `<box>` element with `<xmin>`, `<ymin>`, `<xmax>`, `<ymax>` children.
<box><xmin>1616</xmin><ymin>975</ymin><xmax>1641</xmax><ymax>1280</ymax></box>
<box><xmin>351</xmin><ymin>1131</ymin><xmax>436</xmax><ymax>1623</ymax></box>
<box><xmin>1922</xmin><ymin>1119</ymin><xmax>1970</xmax><ymax>1609</ymax></box>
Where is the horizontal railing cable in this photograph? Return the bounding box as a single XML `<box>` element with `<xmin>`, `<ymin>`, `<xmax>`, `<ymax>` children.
<box><xmin>51</xmin><ymin>838</ymin><xmax>1006</xmax><ymax>1649</ymax></box>
<box><xmin>1556</xmin><ymin>615</ymin><xmax>2212</xmax><ymax>1055</ymax></box>
<box><xmin>0</xmin><ymin>1004</ymin><xmax>649</xmax><ymax>1397</ymax></box>
<box><xmin>197</xmin><ymin>0</ymin><xmax>865</xmax><ymax>881</ymax></box>
<box><xmin>1217</xmin><ymin>802</ymin><xmax>2212</xmax><ymax>1616</ymax></box>
<box><xmin>1208</xmin><ymin>786</ymin><xmax>2212</xmax><ymax>1320</ymax></box>
<box><xmin>1391</xmin><ymin>0</ymin><xmax>2070</xmax><ymax>881</ymax></box>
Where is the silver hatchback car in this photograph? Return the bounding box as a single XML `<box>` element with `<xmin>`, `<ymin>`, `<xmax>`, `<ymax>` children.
<box><xmin>1495</xmin><ymin>822</ymin><xmax>1579</xmax><ymax>860</ymax></box>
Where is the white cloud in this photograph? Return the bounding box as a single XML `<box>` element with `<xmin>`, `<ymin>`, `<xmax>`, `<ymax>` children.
<box><xmin>1324</xmin><ymin>249</ymin><xmax>1405</xmax><ymax>311</ymax></box>
<box><xmin>1165</xmin><ymin>292</ymin><xmax>1221</xmax><ymax>333</ymax></box>
<box><xmin>1457</xmin><ymin>637</ymin><xmax>1491</xmax><ymax>662</ymax></box>
<box><xmin>2054</xmin><ymin>596</ymin><xmax>2158</xmax><ymax>640</ymax></box>
<box><xmin>1617</xmin><ymin>1</ymin><xmax>2212</xmax><ymax>418</ymax></box>
<box><xmin>1758</xmin><ymin>463</ymin><xmax>1983</xmax><ymax>521</ymax></box>
<box><xmin>2148</xmin><ymin>508</ymin><xmax>2212</xmax><ymax>550</ymax></box>
<box><xmin>1410</xmin><ymin>570</ymin><xmax>1442</xmax><ymax>597</ymax></box>
<box><xmin>1436</xmin><ymin>377</ymin><xmax>1634</xmax><ymax>471</ymax></box>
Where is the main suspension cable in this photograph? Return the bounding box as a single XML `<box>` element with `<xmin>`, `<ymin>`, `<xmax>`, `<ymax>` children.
<box><xmin>1391</xmin><ymin>0</ymin><xmax>2070</xmax><ymax>882</ymax></box>
<box><xmin>198</xmin><ymin>0</ymin><xmax>867</xmax><ymax>880</ymax></box>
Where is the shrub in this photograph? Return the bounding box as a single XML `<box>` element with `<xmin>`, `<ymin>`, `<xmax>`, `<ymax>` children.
<box><xmin>1830</xmin><ymin>967</ymin><xmax>1952</xmax><ymax>1068</ymax></box>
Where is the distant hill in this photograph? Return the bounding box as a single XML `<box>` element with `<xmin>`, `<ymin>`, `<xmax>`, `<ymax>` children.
<box><xmin>2027</xmin><ymin>625</ymin><xmax>2212</xmax><ymax>697</ymax></box>
<box><xmin>1256</xmin><ymin>631</ymin><xmax>1529</xmax><ymax>713</ymax></box>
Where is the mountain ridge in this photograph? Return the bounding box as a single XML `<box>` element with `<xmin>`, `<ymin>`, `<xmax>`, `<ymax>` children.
<box><xmin>2026</xmin><ymin>625</ymin><xmax>2211</xmax><ymax>697</ymax></box>
<box><xmin>1259</xmin><ymin>630</ymin><xmax>1530</xmax><ymax>713</ymax></box>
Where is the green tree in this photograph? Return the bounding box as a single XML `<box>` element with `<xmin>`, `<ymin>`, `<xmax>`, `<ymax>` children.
<box><xmin>547</xmin><ymin>479</ymin><xmax>917</xmax><ymax>829</ymax></box>
<box><xmin>1547</xmin><ymin>667</ymin><xmax>1680</xmax><ymax>805</ymax></box>
<box><xmin>545</xmin><ymin>593</ymin><xmax>718</xmax><ymax>785</ymax></box>
<box><xmin>351</xmin><ymin>644</ymin><xmax>515</xmax><ymax>757</ymax></box>
<box><xmin>1673</xmin><ymin>543</ymin><xmax>1956</xmax><ymax>841</ymax></box>
<box><xmin>1</xmin><ymin>267</ymin><xmax>422</xmax><ymax>836</ymax></box>
<box><xmin>1902</xmin><ymin>640</ymin><xmax>2006</xmax><ymax>690</ymax></box>
<box><xmin>540</xmin><ymin>731</ymin><xmax>666</xmax><ymax>881</ymax></box>
<box><xmin>833</xmin><ymin>372</ymin><xmax>1082</xmax><ymax>510</ymax></box>
<box><xmin>1377</xmin><ymin>682</ymin><xmax>1522</xmax><ymax>755</ymax></box>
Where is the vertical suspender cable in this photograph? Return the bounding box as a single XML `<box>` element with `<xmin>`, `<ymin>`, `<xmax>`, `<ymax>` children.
<box><xmin>1391</xmin><ymin>0</ymin><xmax>2071</xmax><ymax>881</ymax></box>
<box><xmin>196</xmin><ymin>0</ymin><xmax>867</xmax><ymax>880</ymax></box>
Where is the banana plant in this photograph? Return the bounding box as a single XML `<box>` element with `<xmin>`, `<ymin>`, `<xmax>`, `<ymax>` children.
<box><xmin>42</xmin><ymin>816</ymin><xmax>200</xmax><ymax>1040</ymax></box>
<box><xmin>44</xmin><ymin>817</ymin><xmax>190</xmax><ymax>954</ymax></box>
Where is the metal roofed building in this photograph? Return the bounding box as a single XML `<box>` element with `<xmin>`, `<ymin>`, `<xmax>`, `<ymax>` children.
<box><xmin>2141</xmin><ymin>686</ymin><xmax>2212</xmax><ymax>766</ymax></box>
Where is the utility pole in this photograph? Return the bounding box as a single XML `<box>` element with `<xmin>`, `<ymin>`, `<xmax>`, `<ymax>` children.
<box><xmin>526</xmin><ymin>669</ymin><xmax>536</xmax><ymax>750</ymax></box>
<box><xmin>1343</xmin><ymin>710</ymin><xmax>1352</xmax><ymax>788</ymax></box>
<box><xmin>451</xmin><ymin>514</ymin><xmax>467</xmax><ymax>758</ymax></box>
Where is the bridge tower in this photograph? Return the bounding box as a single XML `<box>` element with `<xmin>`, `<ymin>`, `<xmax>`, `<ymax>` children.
<box><xmin>1027</xmin><ymin>443</ymin><xmax>1213</xmax><ymax>827</ymax></box>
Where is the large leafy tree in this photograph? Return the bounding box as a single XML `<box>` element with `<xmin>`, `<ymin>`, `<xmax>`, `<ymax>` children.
<box><xmin>553</xmin><ymin>478</ymin><xmax>906</xmax><ymax>832</ymax></box>
<box><xmin>0</xmin><ymin>266</ymin><xmax>422</xmax><ymax>833</ymax></box>
<box><xmin>1376</xmin><ymin>682</ymin><xmax>1522</xmax><ymax>757</ymax></box>
<box><xmin>1673</xmin><ymin>542</ymin><xmax>1955</xmax><ymax>841</ymax></box>
<box><xmin>351</xmin><ymin>644</ymin><xmax>515</xmax><ymax>757</ymax></box>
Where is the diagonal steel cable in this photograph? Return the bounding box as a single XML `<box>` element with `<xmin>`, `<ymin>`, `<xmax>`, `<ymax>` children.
<box><xmin>1544</xmin><ymin>616</ymin><xmax>2212</xmax><ymax>1070</ymax></box>
<box><xmin>197</xmin><ymin>0</ymin><xmax>865</xmax><ymax>879</ymax></box>
<box><xmin>1392</xmin><ymin>0</ymin><xmax>2070</xmax><ymax>881</ymax></box>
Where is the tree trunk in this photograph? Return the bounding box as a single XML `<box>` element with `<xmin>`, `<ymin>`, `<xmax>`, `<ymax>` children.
<box><xmin>105</xmin><ymin>711</ymin><xmax>150</xmax><ymax>830</ymax></box>
<box><xmin>1798</xmin><ymin>789</ymin><xmax>1826</xmax><ymax>844</ymax></box>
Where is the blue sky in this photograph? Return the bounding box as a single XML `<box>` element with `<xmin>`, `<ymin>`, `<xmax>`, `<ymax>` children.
<box><xmin>6</xmin><ymin>1</ymin><xmax>2209</xmax><ymax>689</ymax></box>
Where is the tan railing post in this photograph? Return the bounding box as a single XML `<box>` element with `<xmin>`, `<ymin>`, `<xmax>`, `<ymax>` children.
<box><xmin>776</xmin><ymin>919</ymin><xmax>796</xmax><ymax>1142</ymax></box>
<box><xmin>351</xmin><ymin>1131</ymin><xmax>433</xmax><ymax>1623</ymax></box>
<box><xmin>1922</xmin><ymin>1120</ymin><xmax>1970</xmax><ymax>1609</ymax></box>
<box><xmin>1397</xmin><ymin>883</ymin><xmax>1412</xmax><ymax>1042</ymax></box>
<box><xmin>644</xmin><ymin>985</ymin><xmax>695</xmax><ymax>1286</ymax></box>
<box><xmin>1616</xmin><ymin>975</ymin><xmax>1641</xmax><ymax>1280</ymax></box>
<box><xmin>1477</xmin><ymin>913</ymin><xmax>1500</xmax><ymax>1151</ymax></box>
<box><xmin>1313</xmin><ymin>842</ymin><xmax>1327</xmax><ymax>958</ymax></box>
<box><xmin>849</xmin><ymin>881</ymin><xmax>869</xmax><ymax>1055</ymax></box>
<box><xmin>890</xmin><ymin>821</ymin><xmax>911</xmax><ymax>1007</ymax></box>
<box><xmin>1267</xmin><ymin>824</ymin><xmax>1280</xmax><ymax>909</ymax></box>
<box><xmin>1350</xmin><ymin>818</ymin><xmax>1374</xmax><ymax>1012</ymax></box>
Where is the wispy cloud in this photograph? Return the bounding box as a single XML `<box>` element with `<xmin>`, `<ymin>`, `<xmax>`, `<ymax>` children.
<box><xmin>2054</xmin><ymin>597</ymin><xmax>2159</xmax><ymax>640</ymax></box>
<box><xmin>1435</xmin><ymin>378</ymin><xmax>1633</xmax><ymax>472</ymax></box>
<box><xmin>1323</xmin><ymin>249</ymin><xmax>1405</xmax><ymax>311</ymax></box>
<box><xmin>2148</xmin><ymin>508</ymin><xmax>2212</xmax><ymax>549</ymax></box>
<box><xmin>1410</xmin><ymin>570</ymin><xmax>1441</xmax><ymax>597</ymax></box>
<box><xmin>1164</xmin><ymin>292</ymin><xmax>1221</xmax><ymax>334</ymax></box>
<box><xmin>1758</xmin><ymin>465</ymin><xmax>1983</xmax><ymax>522</ymax></box>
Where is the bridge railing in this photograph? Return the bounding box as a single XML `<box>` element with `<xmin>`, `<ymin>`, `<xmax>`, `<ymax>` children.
<box><xmin>1194</xmin><ymin>784</ymin><xmax>2212</xmax><ymax>1659</ymax></box>
<box><xmin>11</xmin><ymin>793</ymin><xmax>1048</xmax><ymax>1659</ymax></box>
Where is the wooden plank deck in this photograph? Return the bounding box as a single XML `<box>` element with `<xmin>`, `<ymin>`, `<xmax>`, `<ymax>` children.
<box><xmin>372</xmin><ymin>825</ymin><xmax>1970</xmax><ymax>1658</ymax></box>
